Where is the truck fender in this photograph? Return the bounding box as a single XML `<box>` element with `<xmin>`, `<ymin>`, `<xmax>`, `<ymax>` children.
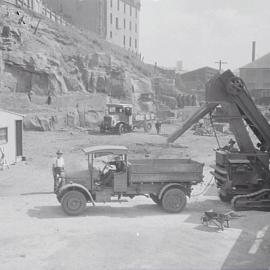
<box><xmin>116</xmin><ymin>121</ymin><xmax>125</xmax><ymax>128</ymax></box>
<box><xmin>58</xmin><ymin>183</ymin><xmax>95</xmax><ymax>206</ymax></box>
<box><xmin>158</xmin><ymin>183</ymin><xmax>187</xmax><ymax>200</ymax></box>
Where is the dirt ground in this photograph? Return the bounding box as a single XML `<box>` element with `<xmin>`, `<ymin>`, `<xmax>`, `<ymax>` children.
<box><xmin>0</xmin><ymin>124</ymin><xmax>270</xmax><ymax>270</ymax></box>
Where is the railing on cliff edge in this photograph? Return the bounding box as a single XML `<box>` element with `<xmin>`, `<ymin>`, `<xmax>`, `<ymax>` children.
<box><xmin>2</xmin><ymin>0</ymin><xmax>67</xmax><ymax>27</ymax></box>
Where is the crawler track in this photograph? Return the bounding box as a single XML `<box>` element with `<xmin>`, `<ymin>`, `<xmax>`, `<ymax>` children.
<box><xmin>231</xmin><ymin>189</ymin><xmax>270</xmax><ymax>211</ymax></box>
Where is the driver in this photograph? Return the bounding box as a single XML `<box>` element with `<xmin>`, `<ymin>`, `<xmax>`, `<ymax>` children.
<box><xmin>222</xmin><ymin>139</ymin><xmax>238</xmax><ymax>152</ymax></box>
<box><xmin>114</xmin><ymin>155</ymin><xmax>126</xmax><ymax>172</ymax></box>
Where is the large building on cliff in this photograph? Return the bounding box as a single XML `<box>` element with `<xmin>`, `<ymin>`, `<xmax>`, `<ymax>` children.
<box><xmin>43</xmin><ymin>0</ymin><xmax>140</xmax><ymax>53</ymax></box>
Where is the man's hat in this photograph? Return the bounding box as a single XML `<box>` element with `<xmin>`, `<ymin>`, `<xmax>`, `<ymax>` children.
<box><xmin>56</xmin><ymin>149</ymin><xmax>63</xmax><ymax>155</ymax></box>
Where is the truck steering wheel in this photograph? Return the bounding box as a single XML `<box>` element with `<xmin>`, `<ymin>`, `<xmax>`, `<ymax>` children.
<box><xmin>101</xmin><ymin>162</ymin><xmax>113</xmax><ymax>175</ymax></box>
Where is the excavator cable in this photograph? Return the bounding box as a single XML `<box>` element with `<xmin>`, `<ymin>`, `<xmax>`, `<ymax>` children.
<box><xmin>209</xmin><ymin>111</ymin><xmax>221</xmax><ymax>149</ymax></box>
<box><xmin>191</xmin><ymin>175</ymin><xmax>215</xmax><ymax>197</ymax></box>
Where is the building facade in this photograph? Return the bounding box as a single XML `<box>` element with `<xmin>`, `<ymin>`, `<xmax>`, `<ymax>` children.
<box><xmin>0</xmin><ymin>110</ymin><xmax>23</xmax><ymax>165</ymax></box>
<box><xmin>180</xmin><ymin>67</ymin><xmax>219</xmax><ymax>92</ymax></box>
<box><xmin>240</xmin><ymin>53</ymin><xmax>270</xmax><ymax>104</ymax></box>
<box><xmin>43</xmin><ymin>0</ymin><xmax>140</xmax><ymax>53</ymax></box>
<box><xmin>106</xmin><ymin>0</ymin><xmax>140</xmax><ymax>53</ymax></box>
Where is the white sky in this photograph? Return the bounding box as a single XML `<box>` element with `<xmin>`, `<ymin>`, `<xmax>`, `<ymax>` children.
<box><xmin>139</xmin><ymin>0</ymin><xmax>270</xmax><ymax>71</ymax></box>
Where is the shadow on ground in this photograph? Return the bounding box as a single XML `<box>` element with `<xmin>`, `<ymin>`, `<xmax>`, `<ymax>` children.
<box><xmin>21</xmin><ymin>191</ymin><xmax>54</xmax><ymax>196</ymax></box>
<box><xmin>27</xmin><ymin>203</ymin><xmax>170</xmax><ymax>219</ymax></box>
<box><xmin>27</xmin><ymin>198</ymin><xmax>232</xmax><ymax>223</ymax></box>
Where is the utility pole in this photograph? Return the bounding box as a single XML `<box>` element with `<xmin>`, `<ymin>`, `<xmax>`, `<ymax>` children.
<box><xmin>34</xmin><ymin>18</ymin><xmax>41</xmax><ymax>35</ymax></box>
<box><xmin>215</xmin><ymin>60</ymin><xmax>227</xmax><ymax>73</ymax></box>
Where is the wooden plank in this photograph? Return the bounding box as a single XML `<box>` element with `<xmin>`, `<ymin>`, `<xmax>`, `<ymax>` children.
<box><xmin>130</xmin><ymin>159</ymin><xmax>203</xmax><ymax>174</ymax></box>
<box><xmin>131</xmin><ymin>164</ymin><xmax>203</xmax><ymax>174</ymax></box>
<box><xmin>130</xmin><ymin>172</ymin><xmax>203</xmax><ymax>184</ymax></box>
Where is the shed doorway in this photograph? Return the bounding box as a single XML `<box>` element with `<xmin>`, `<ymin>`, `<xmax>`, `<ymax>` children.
<box><xmin>15</xmin><ymin>120</ymin><xmax>23</xmax><ymax>157</ymax></box>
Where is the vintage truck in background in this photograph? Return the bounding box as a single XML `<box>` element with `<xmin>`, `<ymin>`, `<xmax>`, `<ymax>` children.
<box><xmin>54</xmin><ymin>145</ymin><xmax>204</xmax><ymax>216</ymax></box>
<box><xmin>100</xmin><ymin>103</ymin><xmax>155</xmax><ymax>134</ymax></box>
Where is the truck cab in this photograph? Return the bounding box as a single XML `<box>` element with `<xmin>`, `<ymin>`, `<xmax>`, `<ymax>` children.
<box><xmin>56</xmin><ymin>146</ymin><xmax>129</xmax><ymax>210</ymax></box>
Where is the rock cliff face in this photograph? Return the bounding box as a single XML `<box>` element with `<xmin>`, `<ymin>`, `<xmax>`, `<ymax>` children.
<box><xmin>0</xmin><ymin>4</ymin><xmax>153</xmax><ymax>99</ymax></box>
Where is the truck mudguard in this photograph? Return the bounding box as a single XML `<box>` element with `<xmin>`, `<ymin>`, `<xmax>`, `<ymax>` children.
<box><xmin>58</xmin><ymin>183</ymin><xmax>95</xmax><ymax>206</ymax></box>
<box><xmin>158</xmin><ymin>183</ymin><xmax>188</xmax><ymax>200</ymax></box>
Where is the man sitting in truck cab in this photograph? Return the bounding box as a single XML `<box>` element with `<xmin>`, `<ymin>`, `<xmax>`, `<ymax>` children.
<box><xmin>114</xmin><ymin>155</ymin><xmax>126</xmax><ymax>173</ymax></box>
<box><xmin>100</xmin><ymin>155</ymin><xmax>126</xmax><ymax>186</ymax></box>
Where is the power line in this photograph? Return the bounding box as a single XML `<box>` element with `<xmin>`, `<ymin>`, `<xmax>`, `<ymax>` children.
<box><xmin>215</xmin><ymin>60</ymin><xmax>227</xmax><ymax>73</ymax></box>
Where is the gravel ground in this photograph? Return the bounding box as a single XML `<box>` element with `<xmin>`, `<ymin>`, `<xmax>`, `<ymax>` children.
<box><xmin>0</xmin><ymin>125</ymin><xmax>269</xmax><ymax>270</ymax></box>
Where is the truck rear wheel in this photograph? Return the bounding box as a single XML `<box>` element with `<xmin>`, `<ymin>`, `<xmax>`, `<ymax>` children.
<box><xmin>162</xmin><ymin>188</ymin><xmax>187</xmax><ymax>213</ymax></box>
<box><xmin>61</xmin><ymin>190</ymin><xmax>87</xmax><ymax>216</ymax></box>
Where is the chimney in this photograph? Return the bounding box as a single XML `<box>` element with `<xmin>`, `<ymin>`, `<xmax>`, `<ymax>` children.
<box><xmin>252</xmin><ymin>41</ymin><xmax>256</xmax><ymax>62</ymax></box>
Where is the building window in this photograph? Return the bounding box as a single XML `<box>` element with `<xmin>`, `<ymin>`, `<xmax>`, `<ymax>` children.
<box><xmin>124</xmin><ymin>3</ymin><xmax>126</xmax><ymax>13</ymax></box>
<box><xmin>124</xmin><ymin>18</ymin><xmax>126</xmax><ymax>29</ymax></box>
<box><xmin>263</xmin><ymin>69</ymin><xmax>270</xmax><ymax>80</ymax></box>
<box><xmin>129</xmin><ymin>21</ymin><xmax>132</xmax><ymax>31</ymax></box>
<box><xmin>135</xmin><ymin>24</ymin><xmax>137</xmax><ymax>33</ymax></box>
<box><xmin>0</xmin><ymin>128</ymin><xmax>8</xmax><ymax>144</ymax></box>
<box><xmin>123</xmin><ymin>35</ymin><xmax>126</xmax><ymax>46</ymax></box>
<box><xmin>117</xmin><ymin>0</ymin><xmax>120</xmax><ymax>10</ymax></box>
<box><xmin>116</xmin><ymin>17</ymin><xmax>119</xmax><ymax>29</ymax></box>
<box><xmin>263</xmin><ymin>83</ymin><xmax>270</xmax><ymax>89</ymax></box>
<box><xmin>246</xmin><ymin>69</ymin><xmax>256</xmax><ymax>80</ymax></box>
<box><xmin>135</xmin><ymin>39</ymin><xmax>137</xmax><ymax>49</ymax></box>
<box><xmin>129</xmin><ymin>37</ymin><xmax>132</xmax><ymax>47</ymax></box>
<box><xmin>110</xmin><ymin>13</ymin><xmax>113</xmax><ymax>24</ymax></box>
<box><xmin>130</xmin><ymin>5</ymin><xmax>132</xmax><ymax>16</ymax></box>
<box><xmin>246</xmin><ymin>82</ymin><xmax>256</xmax><ymax>90</ymax></box>
<box><xmin>110</xmin><ymin>0</ymin><xmax>113</xmax><ymax>8</ymax></box>
<box><xmin>110</xmin><ymin>31</ymin><xmax>112</xmax><ymax>38</ymax></box>
<box><xmin>135</xmin><ymin>8</ymin><xmax>137</xmax><ymax>18</ymax></box>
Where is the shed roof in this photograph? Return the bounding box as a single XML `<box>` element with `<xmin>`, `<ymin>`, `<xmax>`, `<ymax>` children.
<box><xmin>0</xmin><ymin>109</ymin><xmax>24</xmax><ymax>118</ymax></box>
<box><xmin>107</xmin><ymin>103</ymin><xmax>132</xmax><ymax>107</ymax></box>
<box><xmin>83</xmin><ymin>145</ymin><xmax>128</xmax><ymax>154</ymax></box>
<box><xmin>241</xmin><ymin>52</ymin><xmax>270</xmax><ymax>69</ymax></box>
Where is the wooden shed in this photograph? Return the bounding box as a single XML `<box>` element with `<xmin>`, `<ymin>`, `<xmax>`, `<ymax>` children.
<box><xmin>0</xmin><ymin>109</ymin><xmax>24</xmax><ymax>165</ymax></box>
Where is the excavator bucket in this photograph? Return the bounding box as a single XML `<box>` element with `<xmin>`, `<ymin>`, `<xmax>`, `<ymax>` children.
<box><xmin>167</xmin><ymin>103</ymin><xmax>218</xmax><ymax>143</ymax></box>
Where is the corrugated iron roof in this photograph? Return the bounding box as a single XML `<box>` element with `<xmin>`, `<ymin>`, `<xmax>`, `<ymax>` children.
<box><xmin>181</xmin><ymin>66</ymin><xmax>219</xmax><ymax>75</ymax></box>
<box><xmin>241</xmin><ymin>52</ymin><xmax>270</xmax><ymax>69</ymax></box>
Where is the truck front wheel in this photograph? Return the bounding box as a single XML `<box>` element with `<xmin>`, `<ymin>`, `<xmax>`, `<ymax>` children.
<box><xmin>118</xmin><ymin>124</ymin><xmax>124</xmax><ymax>135</ymax></box>
<box><xmin>61</xmin><ymin>190</ymin><xmax>87</xmax><ymax>216</ymax></box>
<box><xmin>146</xmin><ymin>123</ymin><xmax>152</xmax><ymax>132</ymax></box>
<box><xmin>162</xmin><ymin>188</ymin><xmax>187</xmax><ymax>213</ymax></box>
